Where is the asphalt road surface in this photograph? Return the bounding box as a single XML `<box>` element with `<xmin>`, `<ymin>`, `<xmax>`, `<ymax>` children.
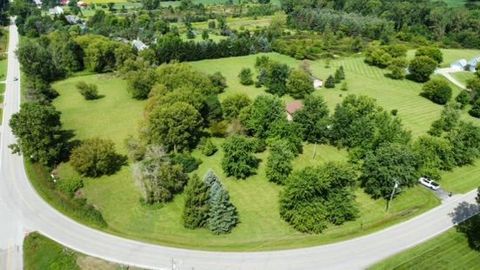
<box><xmin>1</xmin><ymin>23</ymin><xmax>479</xmax><ymax>270</ymax></box>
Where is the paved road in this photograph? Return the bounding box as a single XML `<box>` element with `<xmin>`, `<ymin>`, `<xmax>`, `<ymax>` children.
<box><xmin>435</xmin><ymin>67</ymin><xmax>467</xmax><ymax>89</ymax></box>
<box><xmin>1</xmin><ymin>23</ymin><xmax>480</xmax><ymax>270</ymax></box>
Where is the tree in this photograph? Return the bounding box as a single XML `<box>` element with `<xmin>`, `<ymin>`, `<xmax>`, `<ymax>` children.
<box><xmin>222</xmin><ymin>93</ymin><xmax>251</xmax><ymax>120</ymax></box>
<box><xmin>76</xmin><ymin>81</ymin><xmax>99</xmax><ymax>100</ymax></box>
<box><xmin>202</xmin><ymin>30</ymin><xmax>209</xmax><ymax>40</ymax></box>
<box><xmin>17</xmin><ymin>39</ymin><xmax>64</xmax><ymax>83</ymax></box>
<box><xmin>147</xmin><ymin>102</ymin><xmax>203</xmax><ymax>152</ymax></box>
<box><xmin>408</xmin><ymin>56</ymin><xmax>437</xmax><ymax>82</ymax></box>
<box><xmin>208</xmin><ymin>72</ymin><xmax>227</xmax><ymax>93</ymax></box>
<box><xmin>9</xmin><ymin>103</ymin><xmax>69</xmax><ymax>167</ymax></box>
<box><xmin>221</xmin><ymin>136</ymin><xmax>258</xmax><ymax>179</ymax></box>
<box><xmin>142</xmin><ymin>0</ymin><xmax>160</xmax><ymax>10</ymax></box>
<box><xmin>279</xmin><ymin>163</ymin><xmax>358</xmax><ymax>233</ymax></box>
<box><xmin>240</xmin><ymin>95</ymin><xmax>285</xmax><ymax>138</ymax></box>
<box><xmin>183</xmin><ymin>175</ymin><xmax>210</xmax><ymax>229</ymax></box>
<box><xmin>388</xmin><ymin>57</ymin><xmax>408</xmax><ymax>79</ymax></box>
<box><xmin>447</xmin><ymin>121</ymin><xmax>480</xmax><ymax>166</ymax></box>
<box><xmin>324</xmin><ymin>75</ymin><xmax>335</xmax><ymax>88</ymax></box>
<box><xmin>264</xmin><ymin>62</ymin><xmax>290</xmax><ymax>96</ymax></box>
<box><xmin>415</xmin><ymin>46</ymin><xmax>443</xmax><ymax>64</ymax></box>
<box><xmin>265</xmin><ymin>139</ymin><xmax>294</xmax><ymax>184</ymax></box>
<box><xmin>428</xmin><ymin>103</ymin><xmax>460</xmax><ymax>136</ymax></box>
<box><xmin>470</xmin><ymin>99</ymin><xmax>480</xmax><ymax>118</ymax></box>
<box><xmin>133</xmin><ymin>146</ymin><xmax>188</xmax><ymax>204</ymax></box>
<box><xmin>293</xmin><ymin>95</ymin><xmax>330</xmax><ymax>143</ymax></box>
<box><xmin>70</xmin><ymin>138</ymin><xmax>125</xmax><ymax>177</ymax></box>
<box><xmin>238</xmin><ymin>68</ymin><xmax>254</xmax><ymax>85</ymax></box>
<box><xmin>126</xmin><ymin>68</ymin><xmax>157</xmax><ymax>99</ymax></box>
<box><xmin>286</xmin><ymin>69</ymin><xmax>314</xmax><ymax>99</ymax></box>
<box><xmin>205</xmin><ymin>171</ymin><xmax>238</xmax><ymax>234</ymax></box>
<box><xmin>421</xmin><ymin>78</ymin><xmax>452</xmax><ymax>105</ymax></box>
<box><xmin>413</xmin><ymin>135</ymin><xmax>455</xmax><ymax>179</ymax></box>
<box><xmin>200</xmin><ymin>139</ymin><xmax>218</xmax><ymax>156</ymax></box>
<box><xmin>334</xmin><ymin>67</ymin><xmax>345</xmax><ymax>83</ymax></box>
<box><xmin>456</xmin><ymin>90</ymin><xmax>472</xmax><ymax>108</ymax></box>
<box><xmin>361</xmin><ymin>143</ymin><xmax>419</xmax><ymax>199</ymax></box>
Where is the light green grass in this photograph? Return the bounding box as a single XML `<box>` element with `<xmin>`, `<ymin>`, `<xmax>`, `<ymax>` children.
<box><xmin>441</xmin><ymin>161</ymin><xmax>480</xmax><ymax>193</ymax></box>
<box><xmin>191</xmin><ymin>52</ymin><xmax>479</xmax><ymax>136</ymax></box>
<box><xmin>24</xmin><ymin>232</ymin><xmax>79</xmax><ymax>270</ymax></box>
<box><xmin>370</xmin><ymin>226</ymin><xmax>480</xmax><ymax>270</ymax></box>
<box><xmin>407</xmin><ymin>48</ymin><xmax>480</xmax><ymax>68</ymax></box>
<box><xmin>451</xmin><ymin>71</ymin><xmax>476</xmax><ymax>85</ymax></box>
<box><xmin>52</xmin><ymin>72</ymin><xmax>441</xmax><ymax>250</ymax></box>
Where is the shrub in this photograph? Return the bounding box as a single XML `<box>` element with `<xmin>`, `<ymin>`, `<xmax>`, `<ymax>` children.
<box><xmin>170</xmin><ymin>152</ymin><xmax>202</xmax><ymax>173</ymax></box>
<box><xmin>70</xmin><ymin>138</ymin><xmax>125</xmax><ymax>177</ymax></box>
<box><xmin>421</xmin><ymin>78</ymin><xmax>452</xmax><ymax>105</ymax></box>
<box><xmin>456</xmin><ymin>90</ymin><xmax>472</xmax><ymax>108</ymax></box>
<box><xmin>238</xmin><ymin>68</ymin><xmax>254</xmax><ymax>85</ymax></box>
<box><xmin>415</xmin><ymin>46</ymin><xmax>443</xmax><ymax>64</ymax></box>
<box><xmin>76</xmin><ymin>81</ymin><xmax>99</xmax><ymax>100</ymax></box>
<box><xmin>408</xmin><ymin>56</ymin><xmax>437</xmax><ymax>82</ymax></box>
<box><xmin>56</xmin><ymin>177</ymin><xmax>83</xmax><ymax>197</ymax></box>
<box><xmin>124</xmin><ymin>135</ymin><xmax>146</xmax><ymax>161</ymax></box>
<box><xmin>201</xmin><ymin>139</ymin><xmax>218</xmax><ymax>156</ymax></box>
<box><xmin>469</xmin><ymin>99</ymin><xmax>480</xmax><ymax>118</ymax></box>
<box><xmin>391</xmin><ymin>109</ymin><xmax>398</xmax><ymax>116</ymax></box>
<box><xmin>324</xmin><ymin>75</ymin><xmax>335</xmax><ymax>88</ymax></box>
<box><xmin>209</xmin><ymin>72</ymin><xmax>227</xmax><ymax>93</ymax></box>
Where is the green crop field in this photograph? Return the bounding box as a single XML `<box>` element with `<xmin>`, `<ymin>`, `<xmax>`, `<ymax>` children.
<box><xmin>52</xmin><ymin>60</ymin><xmax>444</xmax><ymax>250</ymax></box>
<box><xmin>370</xmin><ymin>224</ymin><xmax>480</xmax><ymax>270</ymax></box>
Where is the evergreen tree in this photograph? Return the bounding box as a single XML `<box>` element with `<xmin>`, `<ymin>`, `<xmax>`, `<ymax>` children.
<box><xmin>204</xmin><ymin>170</ymin><xmax>239</xmax><ymax>234</ymax></box>
<box><xmin>325</xmin><ymin>75</ymin><xmax>335</xmax><ymax>88</ymax></box>
<box><xmin>334</xmin><ymin>67</ymin><xmax>345</xmax><ymax>83</ymax></box>
<box><xmin>183</xmin><ymin>175</ymin><xmax>210</xmax><ymax>229</ymax></box>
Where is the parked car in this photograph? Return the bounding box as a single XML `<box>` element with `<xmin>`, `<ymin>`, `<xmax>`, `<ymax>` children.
<box><xmin>419</xmin><ymin>177</ymin><xmax>440</xmax><ymax>190</ymax></box>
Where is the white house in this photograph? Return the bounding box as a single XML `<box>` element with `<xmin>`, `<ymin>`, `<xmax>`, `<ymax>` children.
<box><xmin>450</xmin><ymin>59</ymin><xmax>467</xmax><ymax>71</ymax></box>
<box><xmin>468</xmin><ymin>56</ymin><xmax>480</xmax><ymax>72</ymax></box>
<box><xmin>313</xmin><ymin>79</ymin><xmax>323</xmax><ymax>88</ymax></box>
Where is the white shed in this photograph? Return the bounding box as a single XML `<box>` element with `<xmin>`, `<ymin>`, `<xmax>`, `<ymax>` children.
<box><xmin>468</xmin><ymin>56</ymin><xmax>480</xmax><ymax>72</ymax></box>
<box><xmin>313</xmin><ymin>79</ymin><xmax>323</xmax><ymax>89</ymax></box>
<box><xmin>450</xmin><ymin>59</ymin><xmax>467</xmax><ymax>71</ymax></box>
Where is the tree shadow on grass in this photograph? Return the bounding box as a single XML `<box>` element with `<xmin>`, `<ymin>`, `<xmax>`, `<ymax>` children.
<box><xmin>450</xmin><ymin>202</ymin><xmax>480</xmax><ymax>251</ymax></box>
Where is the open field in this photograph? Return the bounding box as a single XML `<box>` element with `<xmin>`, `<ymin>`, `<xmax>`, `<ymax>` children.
<box><xmin>50</xmin><ymin>56</ymin><xmax>447</xmax><ymax>250</ymax></box>
<box><xmin>370</xmin><ymin>224</ymin><xmax>480</xmax><ymax>269</ymax></box>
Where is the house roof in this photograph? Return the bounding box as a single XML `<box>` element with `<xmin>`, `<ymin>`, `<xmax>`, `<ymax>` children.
<box><xmin>286</xmin><ymin>100</ymin><xmax>303</xmax><ymax>115</ymax></box>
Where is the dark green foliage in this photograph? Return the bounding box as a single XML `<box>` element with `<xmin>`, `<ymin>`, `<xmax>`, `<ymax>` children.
<box><xmin>9</xmin><ymin>103</ymin><xmax>70</xmax><ymax>167</ymax></box>
<box><xmin>469</xmin><ymin>99</ymin><xmax>480</xmax><ymax>118</ymax></box>
<box><xmin>70</xmin><ymin>138</ymin><xmax>125</xmax><ymax>177</ymax></box>
<box><xmin>334</xmin><ymin>67</ymin><xmax>345</xmax><ymax>83</ymax></box>
<box><xmin>147</xmin><ymin>102</ymin><xmax>203</xmax><ymax>152</ymax></box>
<box><xmin>330</xmin><ymin>95</ymin><xmax>410</xmax><ymax>153</ymax></box>
<box><xmin>240</xmin><ymin>95</ymin><xmax>285</xmax><ymax>138</ymax></box>
<box><xmin>413</xmin><ymin>135</ymin><xmax>455</xmax><ymax>179</ymax></box>
<box><xmin>204</xmin><ymin>95</ymin><xmax>224</xmax><ymax>125</ymax></box>
<box><xmin>56</xmin><ymin>177</ymin><xmax>83</xmax><ymax>198</ymax></box>
<box><xmin>126</xmin><ymin>68</ymin><xmax>157</xmax><ymax>99</ymax></box>
<box><xmin>361</xmin><ymin>143</ymin><xmax>419</xmax><ymax>199</ymax></box>
<box><xmin>17</xmin><ymin>39</ymin><xmax>65</xmax><ymax>83</ymax></box>
<box><xmin>267</xmin><ymin>119</ymin><xmax>303</xmax><ymax>155</ymax></box>
<box><xmin>251</xmin><ymin>138</ymin><xmax>267</xmax><ymax>153</ymax></box>
<box><xmin>421</xmin><ymin>79</ymin><xmax>452</xmax><ymax>105</ymax></box>
<box><xmin>183</xmin><ymin>175</ymin><xmax>209</xmax><ymax>229</ymax></box>
<box><xmin>76</xmin><ymin>81</ymin><xmax>99</xmax><ymax>100</ymax></box>
<box><xmin>447</xmin><ymin>121</ymin><xmax>480</xmax><ymax>166</ymax></box>
<box><xmin>221</xmin><ymin>136</ymin><xmax>258</xmax><ymax>179</ymax></box>
<box><xmin>266</xmin><ymin>139</ymin><xmax>294</xmax><ymax>184</ymax></box>
<box><xmin>456</xmin><ymin>215</ymin><xmax>480</xmax><ymax>251</ymax></box>
<box><xmin>286</xmin><ymin>69</ymin><xmax>314</xmax><ymax>99</ymax></box>
<box><xmin>134</xmin><ymin>147</ymin><xmax>188</xmax><ymax>204</ymax></box>
<box><xmin>209</xmin><ymin>72</ymin><xmax>227</xmax><ymax>93</ymax></box>
<box><xmin>408</xmin><ymin>56</ymin><xmax>437</xmax><ymax>82</ymax></box>
<box><xmin>388</xmin><ymin>58</ymin><xmax>408</xmax><ymax>80</ymax></box>
<box><xmin>324</xmin><ymin>75</ymin><xmax>335</xmax><ymax>88</ymax></box>
<box><xmin>238</xmin><ymin>68</ymin><xmax>254</xmax><ymax>85</ymax></box>
<box><xmin>280</xmin><ymin>163</ymin><xmax>358</xmax><ymax>233</ymax></box>
<box><xmin>293</xmin><ymin>95</ymin><xmax>330</xmax><ymax>143</ymax></box>
<box><xmin>428</xmin><ymin>103</ymin><xmax>460</xmax><ymax>136</ymax></box>
<box><xmin>170</xmin><ymin>152</ymin><xmax>202</xmax><ymax>173</ymax></box>
<box><xmin>200</xmin><ymin>139</ymin><xmax>218</xmax><ymax>156</ymax></box>
<box><xmin>222</xmin><ymin>93</ymin><xmax>251</xmax><ymax>120</ymax></box>
<box><xmin>263</xmin><ymin>62</ymin><xmax>291</xmax><ymax>96</ymax></box>
<box><xmin>456</xmin><ymin>90</ymin><xmax>472</xmax><ymax>108</ymax></box>
<box><xmin>415</xmin><ymin>47</ymin><xmax>443</xmax><ymax>64</ymax></box>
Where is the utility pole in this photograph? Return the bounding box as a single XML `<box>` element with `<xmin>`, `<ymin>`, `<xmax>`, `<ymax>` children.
<box><xmin>386</xmin><ymin>180</ymin><xmax>399</xmax><ymax>212</ymax></box>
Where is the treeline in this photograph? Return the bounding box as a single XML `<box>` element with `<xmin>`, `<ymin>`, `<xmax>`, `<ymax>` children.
<box><xmin>281</xmin><ymin>0</ymin><xmax>480</xmax><ymax>48</ymax></box>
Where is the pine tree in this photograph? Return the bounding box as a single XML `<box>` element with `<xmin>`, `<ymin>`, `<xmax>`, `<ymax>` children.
<box><xmin>325</xmin><ymin>75</ymin><xmax>335</xmax><ymax>88</ymax></box>
<box><xmin>183</xmin><ymin>175</ymin><xmax>210</xmax><ymax>229</ymax></box>
<box><xmin>203</xmin><ymin>170</ymin><xmax>239</xmax><ymax>234</ymax></box>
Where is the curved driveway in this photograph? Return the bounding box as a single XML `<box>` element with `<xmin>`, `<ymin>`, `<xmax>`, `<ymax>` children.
<box><xmin>1</xmin><ymin>23</ymin><xmax>480</xmax><ymax>270</ymax></box>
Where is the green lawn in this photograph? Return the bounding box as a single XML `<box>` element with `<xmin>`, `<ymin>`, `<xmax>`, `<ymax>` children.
<box><xmin>24</xmin><ymin>232</ymin><xmax>79</xmax><ymax>270</ymax></box>
<box><xmin>370</xmin><ymin>226</ymin><xmax>480</xmax><ymax>270</ymax></box>
<box><xmin>51</xmin><ymin>67</ymin><xmax>442</xmax><ymax>250</ymax></box>
<box><xmin>24</xmin><ymin>232</ymin><xmax>126</xmax><ymax>270</ymax></box>
<box><xmin>451</xmin><ymin>71</ymin><xmax>476</xmax><ymax>85</ymax></box>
